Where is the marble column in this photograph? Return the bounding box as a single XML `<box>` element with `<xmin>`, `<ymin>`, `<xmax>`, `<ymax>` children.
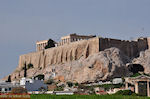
<box><xmin>62</xmin><ymin>39</ymin><xmax>64</xmax><ymax>45</ymax></box>
<box><xmin>135</xmin><ymin>82</ymin><xmax>138</xmax><ymax>94</ymax></box>
<box><xmin>42</xmin><ymin>44</ymin><xmax>44</xmax><ymax>49</ymax></box>
<box><xmin>36</xmin><ymin>44</ymin><xmax>38</xmax><ymax>51</ymax></box>
<box><xmin>66</xmin><ymin>38</ymin><xmax>68</xmax><ymax>43</ymax></box>
<box><xmin>64</xmin><ymin>39</ymin><xmax>66</xmax><ymax>43</ymax></box>
<box><xmin>38</xmin><ymin>44</ymin><xmax>40</xmax><ymax>51</ymax></box>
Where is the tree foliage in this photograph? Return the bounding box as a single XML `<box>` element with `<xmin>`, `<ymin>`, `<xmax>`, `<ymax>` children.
<box><xmin>67</xmin><ymin>81</ymin><xmax>73</xmax><ymax>87</ymax></box>
<box><xmin>54</xmin><ymin>85</ymin><xmax>64</xmax><ymax>91</ymax></box>
<box><xmin>45</xmin><ymin>39</ymin><xmax>55</xmax><ymax>49</ymax></box>
<box><xmin>75</xmin><ymin>82</ymin><xmax>79</xmax><ymax>86</ymax></box>
<box><xmin>24</xmin><ymin>62</ymin><xmax>27</xmax><ymax>77</ymax></box>
<box><xmin>6</xmin><ymin>75</ymin><xmax>11</xmax><ymax>82</ymax></box>
<box><xmin>27</xmin><ymin>63</ymin><xmax>33</xmax><ymax>69</ymax></box>
<box><xmin>115</xmin><ymin>90</ymin><xmax>136</xmax><ymax>96</ymax></box>
<box><xmin>34</xmin><ymin>74</ymin><xmax>45</xmax><ymax>80</ymax></box>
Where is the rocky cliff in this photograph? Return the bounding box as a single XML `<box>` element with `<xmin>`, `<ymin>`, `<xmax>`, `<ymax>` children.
<box><xmin>9</xmin><ymin>38</ymin><xmax>99</xmax><ymax>81</ymax></box>
<box><xmin>5</xmin><ymin>37</ymin><xmax>150</xmax><ymax>83</ymax></box>
<box><xmin>132</xmin><ymin>50</ymin><xmax>150</xmax><ymax>74</ymax></box>
<box><xmin>17</xmin><ymin>37</ymin><xmax>99</xmax><ymax>70</ymax></box>
<box><xmin>9</xmin><ymin>47</ymin><xmax>131</xmax><ymax>83</ymax></box>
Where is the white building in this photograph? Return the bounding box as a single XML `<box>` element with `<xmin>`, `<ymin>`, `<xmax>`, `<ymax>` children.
<box><xmin>20</xmin><ymin>77</ymin><xmax>47</xmax><ymax>91</ymax></box>
<box><xmin>54</xmin><ymin>91</ymin><xmax>74</xmax><ymax>95</ymax></box>
<box><xmin>112</xmin><ymin>78</ymin><xmax>123</xmax><ymax>84</ymax></box>
<box><xmin>0</xmin><ymin>81</ymin><xmax>20</xmax><ymax>93</ymax></box>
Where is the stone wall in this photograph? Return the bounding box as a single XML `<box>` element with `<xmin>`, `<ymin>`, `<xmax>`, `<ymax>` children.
<box><xmin>17</xmin><ymin>37</ymin><xmax>149</xmax><ymax>71</ymax></box>
<box><xmin>8</xmin><ymin>36</ymin><xmax>150</xmax><ymax>82</ymax></box>
<box><xmin>137</xmin><ymin>38</ymin><xmax>148</xmax><ymax>52</ymax></box>
<box><xmin>17</xmin><ymin>37</ymin><xmax>100</xmax><ymax>70</ymax></box>
<box><xmin>99</xmin><ymin>37</ymin><xmax>148</xmax><ymax>58</ymax></box>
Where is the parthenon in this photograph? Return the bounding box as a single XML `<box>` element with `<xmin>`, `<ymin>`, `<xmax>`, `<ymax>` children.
<box><xmin>36</xmin><ymin>33</ymin><xmax>96</xmax><ymax>51</ymax></box>
<box><xmin>36</xmin><ymin>33</ymin><xmax>150</xmax><ymax>57</ymax></box>
<box><xmin>36</xmin><ymin>40</ymin><xmax>49</xmax><ymax>51</ymax></box>
<box><xmin>58</xmin><ymin>33</ymin><xmax>96</xmax><ymax>46</ymax></box>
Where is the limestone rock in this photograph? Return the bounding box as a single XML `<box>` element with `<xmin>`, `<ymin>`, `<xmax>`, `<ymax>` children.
<box><xmin>10</xmin><ymin>47</ymin><xmax>130</xmax><ymax>83</ymax></box>
<box><xmin>54</xmin><ymin>47</ymin><xmax>130</xmax><ymax>83</ymax></box>
<box><xmin>3</xmin><ymin>37</ymin><xmax>150</xmax><ymax>83</ymax></box>
<box><xmin>17</xmin><ymin>38</ymin><xmax>99</xmax><ymax>70</ymax></box>
<box><xmin>132</xmin><ymin>50</ymin><xmax>150</xmax><ymax>74</ymax></box>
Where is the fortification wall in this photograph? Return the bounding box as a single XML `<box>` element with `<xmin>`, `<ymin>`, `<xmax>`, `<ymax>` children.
<box><xmin>17</xmin><ymin>37</ymin><xmax>149</xmax><ymax>71</ymax></box>
<box><xmin>137</xmin><ymin>38</ymin><xmax>148</xmax><ymax>52</ymax></box>
<box><xmin>17</xmin><ymin>37</ymin><xmax>100</xmax><ymax>70</ymax></box>
<box><xmin>99</xmin><ymin>38</ymin><xmax>148</xmax><ymax>57</ymax></box>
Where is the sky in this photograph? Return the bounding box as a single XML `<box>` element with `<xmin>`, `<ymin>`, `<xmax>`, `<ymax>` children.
<box><xmin>0</xmin><ymin>0</ymin><xmax>150</xmax><ymax>79</ymax></box>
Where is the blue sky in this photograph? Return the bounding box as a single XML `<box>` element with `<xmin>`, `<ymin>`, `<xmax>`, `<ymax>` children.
<box><xmin>0</xmin><ymin>0</ymin><xmax>150</xmax><ymax>79</ymax></box>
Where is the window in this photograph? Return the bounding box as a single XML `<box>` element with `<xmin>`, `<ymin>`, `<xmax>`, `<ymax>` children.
<box><xmin>26</xmin><ymin>81</ymin><xmax>30</xmax><ymax>83</ymax></box>
<box><xmin>9</xmin><ymin>88</ymin><xmax>11</xmax><ymax>91</ymax></box>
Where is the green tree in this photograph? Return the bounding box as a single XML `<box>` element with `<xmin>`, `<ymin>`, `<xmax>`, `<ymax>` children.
<box><xmin>27</xmin><ymin>63</ymin><xmax>33</xmax><ymax>69</ymax></box>
<box><xmin>24</xmin><ymin>62</ymin><xmax>27</xmax><ymax>77</ymax></box>
<box><xmin>34</xmin><ymin>74</ymin><xmax>45</xmax><ymax>80</ymax></box>
<box><xmin>115</xmin><ymin>90</ymin><xmax>135</xmax><ymax>95</ymax></box>
<box><xmin>67</xmin><ymin>81</ymin><xmax>73</xmax><ymax>87</ymax></box>
<box><xmin>54</xmin><ymin>85</ymin><xmax>64</xmax><ymax>91</ymax></box>
<box><xmin>45</xmin><ymin>39</ymin><xmax>56</xmax><ymax>49</ymax></box>
<box><xmin>6</xmin><ymin>75</ymin><xmax>11</xmax><ymax>82</ymax></box>
<box><xmin>75</xmin><ymin>82</ymin><xmax>79</xmax><ymax>86</ymax></box>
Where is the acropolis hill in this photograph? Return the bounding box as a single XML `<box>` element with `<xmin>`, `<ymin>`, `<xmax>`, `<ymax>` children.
<box><xmin>7</xmin><ymin>34</ymin><xmax>150</xmax><ymax>83</ymax></box>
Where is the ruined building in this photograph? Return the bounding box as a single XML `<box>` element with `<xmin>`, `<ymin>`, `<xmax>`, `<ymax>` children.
<box><xmin>57</xmin><ymin>33</ymin><xmax>96</xmax><ymax>46</ymax></box>
<box><xmin>36</xmin><ymin>40</ymin><xmax>49</xmax><ymax>51</ymax></box>
<box><xmin>17</xmin><ymin>34</ymin><xmax>150</xmax><ymax>72</ymax></box>
<box><xmin>36</xmin><ymin>33</ymin><xmax>96</xmax><ymax>51</ymax></box>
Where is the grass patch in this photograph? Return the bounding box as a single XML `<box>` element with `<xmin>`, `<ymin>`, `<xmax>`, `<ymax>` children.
<box><xmin>30</xmin><ymin>94</ymin><xmax>149</xmax><ymax>99</ymax></box>
<box><xmin>130</xmin><ymin>73</ymin><xmax>141</xmax><ymax>77</ymax></box>
<box><xmin>97</xmin><ymin>84</ymin><xmax>124</xmax><ymax>90</ymax></box>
